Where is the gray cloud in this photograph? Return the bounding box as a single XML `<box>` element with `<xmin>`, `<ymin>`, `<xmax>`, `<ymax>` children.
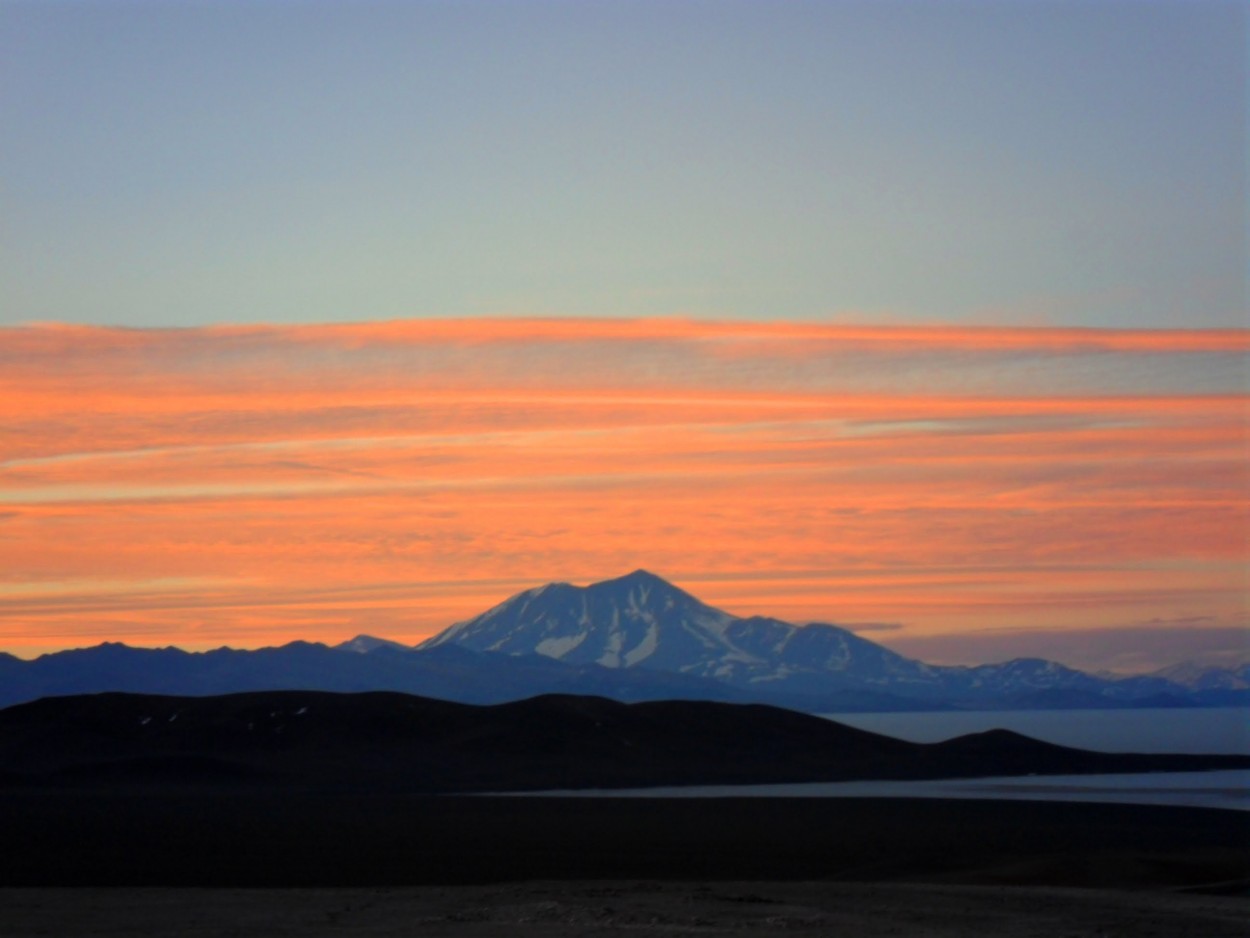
<box><xmin>881</xmin><ymin>623</ymin><xmax>1250</xmax><ymax>675</ymax></box>
<box><xmin>839</xmin><ymin>621</ymin><xmax>905</xmax><ymax>633</ymax></box>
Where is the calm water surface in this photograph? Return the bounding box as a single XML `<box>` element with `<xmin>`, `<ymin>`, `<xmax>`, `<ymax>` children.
<box><xmin>506</xmin><ymin>708</ymin><xmax>1249</xmax><ymax>810</ymax></box>
<box><xmin>515</xmin><ymin>770</ymin><xmax>1250</xmax><ymax>811</ymax></box>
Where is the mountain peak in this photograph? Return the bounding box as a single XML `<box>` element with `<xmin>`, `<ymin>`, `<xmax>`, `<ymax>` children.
<box><xmin>592</xmin><ymin>568</ymin><xmax>667</xmax><ymax>592</ymax></box>
<box><xmin>609</xmin><ymin>568</ymin><xmax>668</xmax><ymax>585</ymax></box>
<box><xmin>335</xmin><ymin>634</ymin><xmax>413</xmax><ymax>654</ymax></box>
<box><xmin>418</xmin><ymin>570</ymin><xmax>735</xmax><ymax>670</ymax></box>
<box><xmin>590</xmin><ymin>569</ymin><xmax>702</xmax><ymax>604</ymax></box>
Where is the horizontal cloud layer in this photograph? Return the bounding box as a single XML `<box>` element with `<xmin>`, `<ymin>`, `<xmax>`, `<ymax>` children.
<box><xmin>2</xmin><ymin>318</ymin><xmax>1246</xmax><ymax>667</ymax></box>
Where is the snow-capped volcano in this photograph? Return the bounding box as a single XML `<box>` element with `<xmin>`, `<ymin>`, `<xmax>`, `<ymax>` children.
<box><xmin>418</xmin><ymin>570</ymin><xmax>940</xmax><ymax>692</ymax></box>
<box><xmin>0</xmin><ymin>571</ymin><xmax>1224</xmax><ymax>711</ymax></box>
<box><xmin>421</xmin><ymin>570</ymin><xmax>733</xmax><ymax>671</ymax></box>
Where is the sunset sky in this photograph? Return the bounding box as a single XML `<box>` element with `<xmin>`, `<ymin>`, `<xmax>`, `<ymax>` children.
<box><xmin>2</xmin><ymin>1</ymin><xmax>1246</xmax><ymax>671</ymax></box>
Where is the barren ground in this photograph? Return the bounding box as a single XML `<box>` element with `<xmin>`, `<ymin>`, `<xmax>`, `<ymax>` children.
<box><xmin>1</xmin><ymin>881</ymin><xmax>1247</xmax><ymax>938</ymax></box>
<box><xmin>2</xmin><ymin>794</ymin><xmax>1245</xmax><ymax>936</ymax></box>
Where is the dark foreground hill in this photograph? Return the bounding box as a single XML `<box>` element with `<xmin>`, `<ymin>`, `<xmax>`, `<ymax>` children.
<box><xmin>2</xmin><ymin>691</ymin><xmax>1248</xmax><ymax>891</ymax></box>
<box><xmin>2</xmin><ymin>689</ymin><xmax>1245</xmax><ymax>794</ymax></box>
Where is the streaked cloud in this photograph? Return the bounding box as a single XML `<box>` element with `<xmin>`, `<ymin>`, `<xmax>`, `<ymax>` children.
<box><xmin>1</xmin><ymin>318</ymin><xmax>1245</xmax><ymax>664</ymax></box>
<box><xmin>838</xmin><ymin>622</ymin><xmax>905</xmax><ymax>633</ymax></box>
<box><xmin>888</xmin><ymin>621</ymin><xmax>1250</xmax><ymax>674</ymax></box>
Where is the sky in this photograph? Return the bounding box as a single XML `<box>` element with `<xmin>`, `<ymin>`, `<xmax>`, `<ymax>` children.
<box><xmin>1</xmin><ymin>1</ymin><xmax>1246</xmax><ymax>671</ymax></box>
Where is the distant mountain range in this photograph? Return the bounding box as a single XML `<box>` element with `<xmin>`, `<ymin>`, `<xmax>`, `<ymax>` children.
<box><xmin>1</xmin><ymin>570</ymin><xmax>1246</xmax><ymax>712</ymax></box>
<box><xmin>4</xmin><ymin>690</ymin><xmax>1245</xmax><ymax>794</ymax></box>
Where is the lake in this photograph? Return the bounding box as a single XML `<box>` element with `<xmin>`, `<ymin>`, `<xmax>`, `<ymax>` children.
<box><xmin>512</xmin><ymin>770</ymin><xmax>1250</xmax><ymax>811</ymax></box>
<box><xmin>821</xmin><ymin>706</ymin><xmax>1250</xmax><ymax>755</ymax></box>
<box><xmin>508</xmin><ymin>707</ymin><xmax>1249</xmax><ymax>810</ymax></box>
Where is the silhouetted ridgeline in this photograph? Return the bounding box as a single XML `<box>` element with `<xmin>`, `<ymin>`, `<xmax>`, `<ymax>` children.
<box><xmin>1</xmin><ymin>690</ymin><xmax>1246</xmax><ymax>794</ymax></box>
<box><xmin>3</xmin><ymin>573</ymin><xmax>1246</xmax><ymax>713</ymax></box>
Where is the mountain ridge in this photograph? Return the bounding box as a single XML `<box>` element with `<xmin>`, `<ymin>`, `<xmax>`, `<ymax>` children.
<box><xmin>2</xmin><ymin>571</ymin><xmax>1246</xmax><ymax>712</ymax></box>
<box><xmin>3</xmin><ymin>688</ymin><xmax>1245</xmax><ymax>794</ymax></box>
<box><xmin>415</xmin><ymin>570</ymin><xmax>1246</xmax><ymax>708</ymax></box>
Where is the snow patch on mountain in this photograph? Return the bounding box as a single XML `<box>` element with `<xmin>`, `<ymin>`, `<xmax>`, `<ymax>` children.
<box><xmin>624</xmin><ymin>621</ymin><xmax>659</xmax><ymax>667</ymax></box>
<box><xmin>535</xmin><ymin>633</ymin><xmax>589</xmax><ymax>659</ymax></box>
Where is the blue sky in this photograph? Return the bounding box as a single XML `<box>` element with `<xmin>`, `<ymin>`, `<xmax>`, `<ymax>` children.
<box><xmin>1</xmin><ymin>2</ymin><xmax>1247</xmax><ymax>666</ymax></box>
<box><xmin>3</xmin><ymin>0</ymin><xmax>1245</xmax><ymax>329</ymax></box>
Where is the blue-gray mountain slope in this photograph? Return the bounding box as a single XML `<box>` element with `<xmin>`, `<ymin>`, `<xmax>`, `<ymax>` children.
<box><xmin>417</xmin><ymin>570</ymin><xmax>1223</xmax><ymax>708</ymax></box>
<box><xmin>2</xmin><ymin>571</ymin><xmax>1241</xmax><ymax>712</ymax></box>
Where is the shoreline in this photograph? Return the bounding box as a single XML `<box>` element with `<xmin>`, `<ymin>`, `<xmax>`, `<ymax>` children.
<box><xmin>493</xmin><ymin>768</ymin><xmax>1250</xmax><ymax>812</ymax></box>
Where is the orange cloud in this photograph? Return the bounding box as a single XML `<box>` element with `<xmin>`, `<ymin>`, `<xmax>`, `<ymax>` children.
<box><xmin>1</xmin><ymin>318</ymin><xmax>1246</xmax><ymax>656</ymax></box>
